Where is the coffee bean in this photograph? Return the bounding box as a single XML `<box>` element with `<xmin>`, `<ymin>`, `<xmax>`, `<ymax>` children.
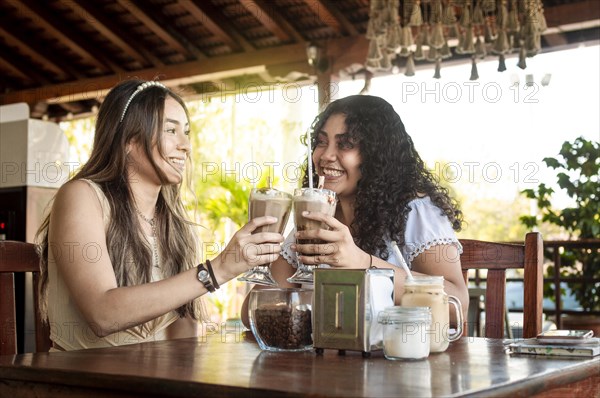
<box><xmin>254</xmin><ymin>305</ymin><xmax>312</xmax><ymax>349</ymax></box>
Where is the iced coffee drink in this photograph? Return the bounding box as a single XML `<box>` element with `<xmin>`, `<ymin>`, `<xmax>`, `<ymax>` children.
<box><xmin>238</xmin><ymin>187</ymin><xmax>292</xmax><ymax>286</ymax></box>
<box><xmin>287</xmin><ymin>188</ymin><xmax>337</xmax><ymax>284</ymax></box>
<box><xmin>400</xmin><ymin>275</ymin><xmax>463</xmax><ymax>353</ymax></box>
<box><xmin>249</xmin><ymin>188</ymin><xmax>292</xmax><ymax>234</ymax></box>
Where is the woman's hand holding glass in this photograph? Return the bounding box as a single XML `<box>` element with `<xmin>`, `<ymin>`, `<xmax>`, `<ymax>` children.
<box><xmin>216</xmin><ymin>216</ymin><xmax>284</xmax><ymax>283</ymax></box>
<box><xmin>292</xmin><ymin>211</ymin><xmax>370</xmax><ymax>270</ymax></box>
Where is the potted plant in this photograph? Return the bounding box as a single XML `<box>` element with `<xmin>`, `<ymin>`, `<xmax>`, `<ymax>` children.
<box><xmin>520</xmin><ymin>137</ymin><xmax>600</xmax><ymax>331</ymax></box>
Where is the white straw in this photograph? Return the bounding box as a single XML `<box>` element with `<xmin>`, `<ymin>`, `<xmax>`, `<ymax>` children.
<box><xmin>307</xmin><ymin>133</ymin><xmax>313</xmax><ymax>189</ymax></box>
<box><xmin>391</xmin><ymin>241</ymin><xmax>414</xmax><ymax>280</ymax></box>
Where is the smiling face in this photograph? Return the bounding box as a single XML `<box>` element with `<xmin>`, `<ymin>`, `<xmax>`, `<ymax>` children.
<box><xmin>128</xmin><ymin>96</ymin><xmax>190</xmax><ymax>186</ymax></box>
<box><xmin>312</xmin><ymin>113</ymin><xmax>362</xmax><ymax>201</ymax></box>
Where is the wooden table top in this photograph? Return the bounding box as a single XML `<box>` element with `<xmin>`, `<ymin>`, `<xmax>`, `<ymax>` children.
<box><xmin>1</xmin><ymin>333</ymin><xmax>598</xmax><ymax>397</ymax></box>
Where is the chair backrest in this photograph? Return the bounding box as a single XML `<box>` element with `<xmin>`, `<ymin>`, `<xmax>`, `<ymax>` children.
<box><xmin>0</xmin><ymin>240</ymin><xmax>51</xmax><ymax>355</ymax></box>
<box><xmin>459</xmin><ymin>232</ymin><xmax>543</xmax><ymax>339</ymax></box>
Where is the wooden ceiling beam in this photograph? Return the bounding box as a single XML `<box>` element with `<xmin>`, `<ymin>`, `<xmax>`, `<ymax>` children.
<box><xmin>543</xmin><ymin>0</ymin><xmax>600</xmax><ymax>28</ymax></box>
<box><xmin>64</xmin><ymin>0</ymin><xmax>161</xmax><ymax>67</ymax></box>
<box><xmin>179</xmin><ymin>0</ymin><xmax>255</xmax><ymax>52</ymax></box>
<box><xmin>0</xmin><ymin>52</ymin><xmax>35</xmax><ymax>85</ymax></box>
<box><xmin>0</xmin><ymin>41</ymin><xmax>317</xmax><ymax>105</ymax></box>
<box><xmin>239</xmin><ymin>0</ymin><xmax>304</xmax><ymax>43</ymax></box>
<box><xmin>6</xmin><ymin>0</ymin><xmax>117</xmax><ymax>73</ymax></box>
<box><xmin>117</xmin><ymin>0</ymin><xmax>203</xmax><ymax>60</ymax></box>
<box><xmin>57</xmin><ymin>101</ymin><xmax>85</xmax><ymax>113</ymax></box>
<box><xmin>0</xmin><ymin>25</ymin><xmax>68</xmax><ymax>80</ymax></box>
<box><xmin>302</xmin><ymin>0</ymin><xmax>359</xmax><ymax>36</ymax></box>
<box><xmin>0</xmin><ymin>43</ymin><xmax>50</xmax><ymax>85</ymax></box>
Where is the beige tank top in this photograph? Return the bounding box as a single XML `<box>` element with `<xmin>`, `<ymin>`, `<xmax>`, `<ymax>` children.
<box><xmin>47</xmin><ymin>179</ymin><xmax>178</xmax><ymax>351</ymax></box>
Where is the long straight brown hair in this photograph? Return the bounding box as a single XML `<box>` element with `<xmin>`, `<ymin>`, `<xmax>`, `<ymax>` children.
<box><xmin>36</xmin><ymin>79</ymin><xmax>205</xmax><ymax>323</ymax></box>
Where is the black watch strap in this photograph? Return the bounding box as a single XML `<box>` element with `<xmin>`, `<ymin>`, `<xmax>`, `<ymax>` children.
<box><xmin>197</xmin><ymin>264</ymin><xmax>215</xmax><ymax>292</ymax></box>
<box><xmin>205</xmin><ymin>259</ymin><xmax>219</xmax><ymax>289</ymax></box>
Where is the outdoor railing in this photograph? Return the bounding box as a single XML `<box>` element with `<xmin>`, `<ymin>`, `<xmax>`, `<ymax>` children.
<box><xmin>542</xmin><ymin>239</ymin><xmax>600</xmax><ymax>329</ymax></box>
<box><xmin>469</xmin><ymin>239</ymin><xmax>600</xmax><ymax>331</ymax></box>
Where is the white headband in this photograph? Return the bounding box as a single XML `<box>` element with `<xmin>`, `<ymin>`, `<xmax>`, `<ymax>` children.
<box><xmin>119</xmin><ymin>81</ymin><xmax>167</xmax><ymax>123</ymax></box>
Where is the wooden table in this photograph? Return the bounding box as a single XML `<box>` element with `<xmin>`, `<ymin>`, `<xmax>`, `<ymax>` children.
<box><xmin>1</xmin><ymin>333</ymin><xmax>598</xmax><ymax>397</ymax></box>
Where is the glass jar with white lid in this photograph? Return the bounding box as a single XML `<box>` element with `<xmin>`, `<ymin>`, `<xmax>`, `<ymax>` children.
<box><xmin>377</xmin><ymin>306</ymin><xmax>432</xmax><ymax>361</ymax></box>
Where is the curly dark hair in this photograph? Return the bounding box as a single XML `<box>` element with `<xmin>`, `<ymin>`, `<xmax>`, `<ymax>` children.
<box><xmin>302</xmin><ymin>95</ymin><xmax>463</xmax><ymax>260</ymax></box>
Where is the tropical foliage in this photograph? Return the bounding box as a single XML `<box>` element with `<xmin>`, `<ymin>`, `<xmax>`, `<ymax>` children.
<box><xmin>520</xmin><ymin>137</ymin><xmax>600</xmax><ymax>311</ymax></box>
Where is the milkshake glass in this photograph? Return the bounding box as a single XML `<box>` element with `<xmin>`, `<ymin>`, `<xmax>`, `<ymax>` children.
<box><xmin>238</xmin><ymin>187</ymin><xmax>292</xmax><ymax>286</ymax></box>
<box><xmin>287</xmin><ymin>188</ymin><xmax>337</xmax><ymax>284</ymax></box>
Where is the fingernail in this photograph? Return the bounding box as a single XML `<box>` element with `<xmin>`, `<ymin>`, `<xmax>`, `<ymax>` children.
<box><xmin>302</xmin><ymin>211</ymin><xmax>309</xmax><ymax>216</ymax></box>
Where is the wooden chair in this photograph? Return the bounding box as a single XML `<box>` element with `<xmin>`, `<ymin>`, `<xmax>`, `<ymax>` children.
<box><xmin>459</xmin><ymin>232</ymin><xmax>544</xmax><ymax>339</ymax></box>
<box><xmin>0</xmin><ymin>240</ymin><xmax>51</xmax><ymax>355</ymax></box>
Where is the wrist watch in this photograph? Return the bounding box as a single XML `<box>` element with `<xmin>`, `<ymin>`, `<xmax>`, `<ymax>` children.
<box><xmin>197</xmin><ymin>264</ymin><xmax>215</xmax><ymax>292</ymax></box>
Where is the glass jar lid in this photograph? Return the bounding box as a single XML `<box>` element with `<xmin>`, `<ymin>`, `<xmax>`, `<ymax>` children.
<box><xmin>404</xmin><ymin>275</ymin><xmax>444</xmax><ymax>286</ymax></box>
<box><xmin>377</xmin><ymin>306</ymin><xmax>432</xmax><ymax>324</ymax></box>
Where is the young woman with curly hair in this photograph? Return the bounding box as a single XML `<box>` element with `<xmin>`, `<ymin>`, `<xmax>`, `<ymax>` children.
<box><xmin>242</xmin><ymin>95</ymin><xmax>468</xmax><ymax>326</ymax></box>
<box><xmin>36</xmin><ymin>79</ymin><xmax>284</xmax><ymax>350</ymax></box>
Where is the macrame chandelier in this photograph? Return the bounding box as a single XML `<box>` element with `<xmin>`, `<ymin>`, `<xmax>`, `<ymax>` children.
<box><xmin>365</xmin><ymin>0</ymin><xmax>547</xmax><ymax>79</ymax></box>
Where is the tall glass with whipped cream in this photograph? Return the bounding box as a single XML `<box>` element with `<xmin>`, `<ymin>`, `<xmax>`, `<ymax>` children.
<box><xmin>287</xmin><ymin>187</ymin><xmax>337</xmax><ymax>284</ymax></box>
<box><xmin>238</xmin><ymin>187</ymin><xmax>292</xmax><ymax>286</ymax></box>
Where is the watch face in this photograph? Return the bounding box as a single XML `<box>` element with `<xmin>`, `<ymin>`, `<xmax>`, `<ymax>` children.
<box><xmin>198</xmin><ymin>270</ymin><xmax>209</xmax><ymax>280</ymax></box>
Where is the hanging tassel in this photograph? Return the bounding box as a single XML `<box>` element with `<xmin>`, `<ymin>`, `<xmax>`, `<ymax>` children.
<box><xmin>427</xmin><ymin>47</ymin><xmax>438</xmax><ymax>62</ymax></box>
<box><xmin>414</xmin><ymin>40</ymin><xmax>425</xmax><ymax>60</ymax></box>
<box><xmin>430</xmin><ymin>22</ymin><xmax>445</xmax><ymax>49</ymax></box>
<box><xmin>473</xmin><ymin>2</ymin><xmax>484</xmax><ymax>25</ymax></box>
<box><xmin>399</xmin><ymin>46</ymin><xmax>411</xmax><ymax>57</ymax></box>
<box><xmin>475</xmin><ymin>36</ymin><xmax>486</xmax><ymax>59</ymax></box>
<box><xmin>387</xmin><ymin>23</ymin><xmax>402</xmax><ymax>53</ymax></box>
<box><xmin>455</xmin><ymin>30</ymin><xmax>465</xmax><ymax>54</ymax></box>
<box><xmin>497</xmin><ymin>54</ymin><xmax>507</xmax><ymax>72</ymax></box>
<box><xmin>380</xmin><ymin>51</ymin><xmax>392</xmax><ymax>70</ymax></box>
<box><xmin>448</xmin><ymin>24</ymin><xmax>460</xmax><ymax>39</ymax></box>
<box><xmin>484</xmin><ymin>15</ymin><xmax>497</xmax><ymax>42</ymax></box>
<box><xmin>359</xmin><ymin>70</ymin><xmax>373</xmax><ymax>95</ymax></box>
<box><xmin>400</xmin><ymin>26</ymin><xmax>414</xmax><ymax>48</ymax></box>
<box><xmin>409</xmin><ymin>1</ymin><xmax>423</xmax><ymax>27</ymax></box>
<box><xmin>508</xmin><ymin>32</ymin><xmax>518</xmax><ymax>53</ymax></box>
<box><xmin>404</xmin><ymin>52</ymin><xmax>416</xmax><ymax>77</ymax></box>
<box><xmin>482</xmin><ymin>0</ymin><xmax>496</xmax><ymax>13</ymax></box>
<box><xmin>422</xmin><ymin>24</ymin><xmax>431</xmax><ymax>48</ymax></box>
<box><xmin>498</xmin><ymin>2</ymin><xmax>508</xmax><ymax>29</ymax></box>
<box><xmin>508</xmin><ymin>4</ymin><xmax>520</xmax><ymax>33</ymax></box>
<box><xmin>440</xmin><ymin>40</ymin><xmax>452</xmax><ymax>59</ymax></box>
<box><xmin>523</xmin><ymin>18</ymin><xmax>541</xmax><ymax>55</ymax></box>
<box><xmin>367</xmin><ymin>38</ymin><xmax>383</xmax><ymax>61</ymax></box>
<box><xmin>460</xmin><ymin>3</ymin><xmax>471</xmax><ymax>28</ymax></box>
<box><xmin>431</xmin><ymin>0</ymin><xmax>443</xmax><ymax>24</ymax></box>
<box><xmin>366</xmin><ymin>18</ymin><xmax>377</xmax><ymax>40</ymax></box>
<box><xmin>526</xmin><ymin>33</ymin><xmax>541</xmax><ymax>57</ymax></box>
<box><xmin>470</xmin><ymin>57</ymin><xmax>479</xmax><ymax>80</ymax></box>
<box><xmin>463</xmin><ymin>26</ymin><xmax>475</xmax><ymax>54</ymax></box>
<box><xmin>492</xmin><ymin>30</ymin><xmax>509</xmax><ymax>54</ymax></box>
<box><xmin>517</xmin><ymin>46</ymin><xmax>527</xmax><ymax>69</ymax></box>
<box><xmin>537</xmin><ymin>2</ymin><xmax>548</xmax><ymax>32</ymax></box>
<box><xmin>433</xmin><ymin>58</ymin><xmax>442</xmax><ymax>79</ymax></box>
<box><xmin>442</xmin><ymin>3</ymin><xmax>457</xmax><ymax>25</ymax></box>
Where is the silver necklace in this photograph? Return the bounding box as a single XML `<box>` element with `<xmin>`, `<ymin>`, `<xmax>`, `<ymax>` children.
<box><xmin>136</xmin><ymin>208</ymin><xmax>159</xmax><ymax>268</ymax></box>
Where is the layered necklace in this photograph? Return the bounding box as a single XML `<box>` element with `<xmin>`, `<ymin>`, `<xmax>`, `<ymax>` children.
<box><xmin>136</xmin><ymin>208</ymin><xmax>160</xmax><ymax>268</ymax></box>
